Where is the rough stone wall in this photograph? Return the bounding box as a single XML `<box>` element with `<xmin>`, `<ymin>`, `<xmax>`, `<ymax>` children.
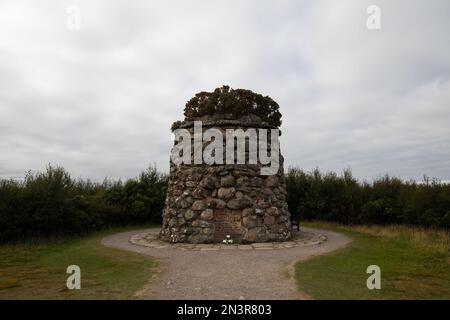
<box><xmin>159</xmin><ymin>119</ymin><xmax>291</xmax><ymax>243</ymax></box>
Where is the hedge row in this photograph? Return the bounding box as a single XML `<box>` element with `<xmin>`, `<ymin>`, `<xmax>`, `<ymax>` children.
<box><xmin>1</xmin><ymin>165</ymin><xmax>449</xmax><ymax>241</ymax></box>
<box><xmin>286</xmin><ymin>168</ymin><xmax>450</xmax><ymax>228</ymax></box>
<box><xmin>0</xmin><ymin>165</ymin><xmax>167</xmax><ymax>241</ymax></box>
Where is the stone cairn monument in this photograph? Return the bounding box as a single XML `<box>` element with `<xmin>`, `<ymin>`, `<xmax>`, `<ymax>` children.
<box><xmin>160</xmin><ymin>86</ymin><xmax>292</xmax><ymax>243</ymax></box>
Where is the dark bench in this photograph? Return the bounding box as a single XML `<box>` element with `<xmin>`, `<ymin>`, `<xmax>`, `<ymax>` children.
<box><xmin>291</xmin><ymin>216</ymin><xmax>300</xmax><ymax>231</ymax></box>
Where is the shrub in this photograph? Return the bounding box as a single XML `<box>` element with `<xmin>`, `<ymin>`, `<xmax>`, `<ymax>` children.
<box><xmin>104</xmin><ymin>167</ymin><xmax>168</xmax><ymax>224</ymax></box>
<box><xmin>184</xmin><ymin>85</ymin><xmax>282</xmax><ymax>127</ymax></box>
<box><xmin>1</xmin><ymin>164</ymin><xmax>449</xmax><ymax>241</ymax></box>
<box><xmin>0</xmin><ymin>165</ymin><xmax>168</xmax><ymax>241</ymax></box>
<box><xmin>286</xmin><ymin>167</ymin><xmax>450</xmax><ymax>229</ymax></box>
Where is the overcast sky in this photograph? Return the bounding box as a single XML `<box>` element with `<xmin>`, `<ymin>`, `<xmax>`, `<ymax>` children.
<box><xmin>1</xmin><ymin>0</ymin><xmax>449</xmax><ymax>182</ymax></box>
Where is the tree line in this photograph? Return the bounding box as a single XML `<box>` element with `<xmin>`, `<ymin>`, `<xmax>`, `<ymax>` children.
<box><xmin>286</xmin><ymin>168</ymin><xmax>450</xmax><ymax>228</ymax></box>
<box><xmin>0</xmin><ymin>165</ymin><xmax>448</xmax><ymax>241</ymax></box>
<box><xmin>0</xmin><ymin>165</ymin><xmax>167</xmax><ymax>241</ymax></box>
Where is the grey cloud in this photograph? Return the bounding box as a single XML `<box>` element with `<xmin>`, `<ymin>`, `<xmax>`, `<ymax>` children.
<box><xmin>0</xmin><ymin>0</ymin><xmax>449</xmax><ymax>181</ymax></box>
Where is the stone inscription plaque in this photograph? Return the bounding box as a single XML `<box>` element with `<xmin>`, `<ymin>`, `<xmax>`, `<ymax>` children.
<box><xmin>213</xmin><ymin>209</ymin><xmax>243</xmax><ymax>242</ymax></box>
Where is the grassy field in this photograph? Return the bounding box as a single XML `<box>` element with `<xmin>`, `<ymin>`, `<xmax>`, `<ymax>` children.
<box><xmin>0</xmin><ymin>227</ymin><xmax>158</xmax><ymax>299</ymax></box>
<box><xmin>296</xmin><ymin>222</ymin><xmax>450</xmax><ymax>299</ymax></box>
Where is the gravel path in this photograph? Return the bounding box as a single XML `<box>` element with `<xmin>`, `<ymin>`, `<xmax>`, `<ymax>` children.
<box><xmin>102</xmin><ymin>227</ymin><xmax>351</xmax><ymax>300</ymax></box>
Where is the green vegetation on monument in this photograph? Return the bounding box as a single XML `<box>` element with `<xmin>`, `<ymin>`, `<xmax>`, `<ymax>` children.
<box><xmin>0</xmin><ymin>227</ymin><xmax>158</xmax><ymax>299</ymax></box>
<box><xmin>295</xmin><ymin>222</ymin><xmax>450</xmax><ymax>299</ymax></box>
<box><xmin>183</xmin><ymin>85</ymin><xmax>282</xmax><ymax>127</ymax></box>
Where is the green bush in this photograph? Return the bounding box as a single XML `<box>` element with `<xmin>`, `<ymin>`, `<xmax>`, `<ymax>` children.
<box><xmin>0</xmin><ymin>165</ymin><xmax>167</xmax><ymax>241</ymax></box>
<box><xmin>286</xmin><ymin>167</ymin><xmax>450</xmax><ymax>229</ymax></box>
<box><xmin>184</xmin><ymin>85</ymin><xmax>282</xmax><ymax>127</ymax></box>
<box><xmin>1</xmin><ymin>164</ymin><xmax>448</xmax><ymax>241</ymax></box>
<box><xmin>104</xmin><ymin>167</ymin><xmax>168</xmax><ymax>225</ymax></box>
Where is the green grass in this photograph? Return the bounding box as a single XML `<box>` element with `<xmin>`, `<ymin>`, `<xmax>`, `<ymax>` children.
<box><xmin>0</xmin><ymin>227</ymin><xmax>158</xmax><ymax>299</ymax></box>
<box><xmin>296</xmin><ymin>222</ymin><xmax>450</xmax><ymax>300</ymax></box>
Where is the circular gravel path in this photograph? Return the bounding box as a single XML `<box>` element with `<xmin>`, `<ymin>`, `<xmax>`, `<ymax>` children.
<box><xmin>129</xmin><ymin>229</ymin><xmax>328</xmax><ymax>250</ymax></box>
<box><xmin>102</xmin><ymin>227</ymin><xmax>351</xmax><ymax>300</ymax></box>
